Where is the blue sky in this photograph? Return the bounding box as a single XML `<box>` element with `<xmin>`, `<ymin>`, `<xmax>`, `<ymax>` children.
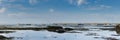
<box><xmin>0</xmin><ymin>0</ymin><xmax>120</xmax><ymax>24</ymax></box>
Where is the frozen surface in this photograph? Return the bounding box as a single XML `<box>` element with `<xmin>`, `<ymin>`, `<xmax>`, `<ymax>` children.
<box><xmin>0</xmin><ymin>27</ymin><xmax>120</xmax><ymax>40</ymax></box>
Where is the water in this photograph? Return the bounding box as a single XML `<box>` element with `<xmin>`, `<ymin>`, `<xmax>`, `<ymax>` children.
<box><xmin>0</xmin><ymin>26</ymin><xmax>120</xmax><ymax>40</ymax></box>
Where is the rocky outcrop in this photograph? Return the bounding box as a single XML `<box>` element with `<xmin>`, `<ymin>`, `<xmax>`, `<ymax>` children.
<box><xmin>47</xmin><ymin>26</ymin><xmax>73</xmax><ymax>33</ymax></box>
<box><xmin>115</xmin><ymin>24</ymin><xmax>120</xmax><ymax>34</ymax></box>
<box><xmin>0</xmin><ymin>35</ymin><xmax>13</xmax><ymax>40</ymax></box>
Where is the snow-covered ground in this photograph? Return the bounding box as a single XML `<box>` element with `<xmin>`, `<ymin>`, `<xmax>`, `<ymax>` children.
<box><xmin>0</xmin><ymin>26</ymin><xmax>119</xmax><ymax>40</ymax></box>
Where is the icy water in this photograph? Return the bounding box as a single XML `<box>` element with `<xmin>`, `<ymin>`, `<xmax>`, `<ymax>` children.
<box><xmin>0</xmin><ymin>27</ymin><xmax>120</xmax><ymax>40</ymax></box>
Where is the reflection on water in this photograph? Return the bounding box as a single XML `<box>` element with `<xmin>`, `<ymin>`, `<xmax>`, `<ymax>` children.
<box><xmin>0</xmin><ymin>26</ymin><xmax>120</xmax><ymax>40</ymax></box>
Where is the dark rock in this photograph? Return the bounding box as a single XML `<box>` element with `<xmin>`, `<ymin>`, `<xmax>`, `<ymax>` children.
<box><xmin>0</xmin><ymin>35</ymin><xmax>13</xmax><ymax>40</ymax></box>
<box><xmin>94</xmin><ymin>37</ymin><xmax>118</xmax><ymax>40</ymax></box>
<box><xmin>47</xmin><ymin>29</ymin><xmax>66</xmax><ymax>33</ymax></box>
<box><xmin>46</xmin><ymin>26</ymin><xmax>65</xmax><ymax>33</ymax></box>
<box><xmin>0</xmin><ymin>31</ymin><xmax>15</xmax><ymax>33</ymax></box>
<box><xmin>78</xmin><ymin>28</ymin><xmax>89</xmax><ymax>31</ymax></box>
<box><xmin>111</xmin><ymin>34</ymin><xmax>120</xmax><ymax>36</ymax></box>
<box><xmin>0</xmin><ymin>35</ymin><xmax>7</xmax><ymax>39</ymax></box>
<box><xmin>115</xmin><ymin>24</ymin><xmax>120</xmax><ymax>34</ymax></box>
<box><xmin>102</xmin><ymin>37</ymin><xmax>118</xmax><ymax>40</ymax></box>
<box><xmin>64</xmin><ymin>28</ymin><xmax>73</xmax><ymax>31</ymax></box>
<box><xmin>66</xmin><ymin>31</ymin><xmax>82</xmax><ymax>33</ymax></box>
<box><xmin>100</xmin><ymin>28</ymin><xmax>115</xmax><ymax>31</ymax></box>
<box><xmin>46</xmin><ymin>26</ymin><xmax>73</xmax><ymax>33</ymax></box>
<box><xmin>86</xmin><ymin>33</ymin><xmax>99</xmax><ymax>36</ymax></box>
<box><xmin>47</xmin><ymin>26</ymin><xmax>63</xmax><ymax>30</ymax></box>
<box><xmin>94</xmin><ymin>37</ymin><xmax>100</xmax><ymax>39</ymax></box>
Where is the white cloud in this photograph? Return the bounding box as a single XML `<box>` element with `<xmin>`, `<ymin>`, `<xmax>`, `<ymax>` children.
<box><xmin>7</xmin><ymin>12</ymin><xmax>33</xmax><ymax>17</ymax></box>
<box><xmin>0</xmin><ymin>8</ymin><xmax>6</xmax><ymax>13</ymax></box>
<box><xmin>5</xmin><ymin>0</ymin><xmax>16</xmax><ymax>2</ymax></box>
<box><xmin>0</xmin><ymin>0</ymin><xmax>24</xmax><ymax>10</ymax></box>
<box><xmin>29</xmin><ymin>0</ymin><xmax>38</xmax><ymax>5</ymax></box>
<box><xmin>49</xmin><ymin>8</ymin><xmax>54</xmax><ymax>12</ymax></box>
<box><xmin>7</xmin><ymin>13</ymin><xmax>24</xmax><ymax>17</ymax></box>
<box><xmin>0</xmin><ymin>0</ymin><xmax>3</xmax><ymax>4</ymax></box>
<box><xmin>69</xmin><ymin>0</ymin><xmax>85</xmax><ymax>6</ymax></box>
<box><xmin>100</xmin><ymin>5</ymin><xmax>111</xmax><ymax>8</ymax></box>
<box><xmin>7</xmin><ymin>13</ymin><xmax>40</xmax><ymax>18</ymax></box>
<box><xmin>77</xmin><ymin>0</ymin><xmax>84</xmax><ymax>6</ymax></box>
<box><xmin>87</xmin><ymin>5</ymin><xmax>112</xmax><ymax>10</ymax></box>
<box><xmin>69</xmin><ymin>0</ymin><xmax>73</xmax><ymax>4</ymax></box>
<box><xmin>0</xmin><ymin>0</ymin><xmax>16</xmax><ymax>3</ymax></box>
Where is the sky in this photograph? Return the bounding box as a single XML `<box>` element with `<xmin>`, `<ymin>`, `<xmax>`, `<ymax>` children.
<box><xmin>0</xmin><ymin>0</ymin><xmax>120</xmax><ymax>24</ymax></box>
